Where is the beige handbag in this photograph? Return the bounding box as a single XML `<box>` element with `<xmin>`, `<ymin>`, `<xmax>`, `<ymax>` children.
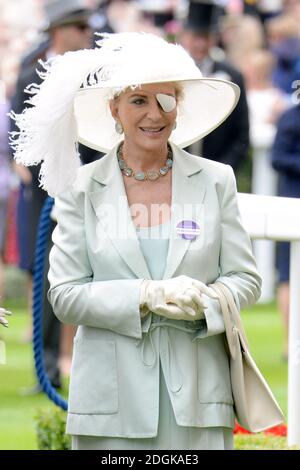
<box><xmin>210</xmin><ymin>282</ymin><xmax>284</xmax><ymax>433</ymax></box>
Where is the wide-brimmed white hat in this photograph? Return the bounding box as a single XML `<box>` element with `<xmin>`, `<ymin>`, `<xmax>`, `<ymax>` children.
<box><xmin>74</xmin><ymin>33</ymin><xmax>239</xmax><ymax>152</ymax></box>
<box><xmin>10</xmin><ymin>32</ymin><xmax>240</xmax><ymax>197</ymax></box>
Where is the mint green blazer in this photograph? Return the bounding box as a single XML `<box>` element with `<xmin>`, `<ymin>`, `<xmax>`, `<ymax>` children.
<box><xmin>48</xmin><ymin>143</ymin><xmax>261</xmax><ymax>438</ymax></box>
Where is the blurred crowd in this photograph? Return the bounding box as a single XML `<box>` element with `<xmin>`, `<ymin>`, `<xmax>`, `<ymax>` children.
<box><xmin>1</xmin><ymin>0</ymin><xmax>300</xmax><ymax>390</ymax></box>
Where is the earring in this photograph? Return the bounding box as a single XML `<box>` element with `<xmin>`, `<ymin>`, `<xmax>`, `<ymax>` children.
<box><xmin>115</xmin><ymin>121</ymin><xmax>124</xmax><ymax>134</ymax></box>
<box><xmin>172</xmin><ymin>121</ymin><xmax>177</xmax><ymax>130</ymax></box>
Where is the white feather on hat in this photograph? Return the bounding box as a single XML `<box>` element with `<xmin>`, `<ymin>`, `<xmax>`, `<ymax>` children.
<box><xmin>10</xmin><ymin>50</ymin><xmax>93</xmax><ymax>198</ymax></box>
<box><xmin>9</xmin><ymin>32</ymin><xmax>240</xmax><ymax>197</ymax></box>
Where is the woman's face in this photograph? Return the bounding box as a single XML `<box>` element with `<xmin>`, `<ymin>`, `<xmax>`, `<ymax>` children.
<box><xmin>109</xmin><ymin>82</ymin><xmax>177</xmax><ymax>152</ymax></box>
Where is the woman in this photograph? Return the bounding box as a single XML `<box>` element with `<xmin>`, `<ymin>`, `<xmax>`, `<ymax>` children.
<box><xmin>10</xmin><ymin>33</ymin><xmax>261</xmax><ymax>450</ymax></box>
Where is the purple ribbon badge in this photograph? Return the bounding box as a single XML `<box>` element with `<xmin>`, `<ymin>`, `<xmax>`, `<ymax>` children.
<box><xmin>176</xmin><ymin>220</ymin><xmax>200</xmax><ymax>241</ymax></box>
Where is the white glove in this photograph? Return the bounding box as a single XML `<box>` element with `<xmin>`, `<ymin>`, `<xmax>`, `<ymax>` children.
<box><xmin>139</xmin><ymin>275</ymin><xmax>218</xmax><ymax>321</ymax></box>
<box><xmin>0</xmin><ymin>307</ymin><xmax>12</xmax><ymax>328</ymax></box>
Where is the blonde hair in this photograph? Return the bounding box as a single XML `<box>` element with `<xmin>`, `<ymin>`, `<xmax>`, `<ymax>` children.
<box><xmin>173</xmin><ymin>82</ymin><xmax>184</xmax><ymax>103</ymax></box>
<box><xmin>220</xmin><ymin>15</ymin><xmax>265</xmax><ymax>68</ymax></box>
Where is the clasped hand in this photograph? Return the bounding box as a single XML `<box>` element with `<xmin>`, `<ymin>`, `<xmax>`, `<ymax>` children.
<box><xmin>140</xmin><ymin>275</ymin><xmax>218</xmax><ymax>321</ymax></box>
<box><xmin>0</xmin><ymin>307</ymin><xmax>12</xmax><ymax>328</ymax></box>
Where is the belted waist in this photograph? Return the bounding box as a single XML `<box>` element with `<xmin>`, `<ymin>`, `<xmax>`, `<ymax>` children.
<box><xmin>136</xmin><ymin>317</ymin><xmax>206</xmax><ymax>393</ymax></box>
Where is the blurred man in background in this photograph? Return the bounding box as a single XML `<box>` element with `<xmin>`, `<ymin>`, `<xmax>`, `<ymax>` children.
<box><xmin>180</xmin><ymin>0</ymin><xmax>250</xmax><ymax>174</ymax></box>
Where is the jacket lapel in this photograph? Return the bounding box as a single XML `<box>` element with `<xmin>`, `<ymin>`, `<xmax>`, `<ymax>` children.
<box><xmin>88</xmin><ymin>144</ymin><xmax>206</xmax><ymax>281</ymax></box>
<box><xmin>89</xmin><ymin>148</ymin><xmax>152</xmax><ymax>279</ymax></box>
<box><xmin>162</xmin><ymin>144</ymin><xmax>206</xmax><ymax>279</ymax></box>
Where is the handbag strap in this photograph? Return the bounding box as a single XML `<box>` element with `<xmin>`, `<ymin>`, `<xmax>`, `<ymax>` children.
<box><xmin>209</xmin><ymin>282</ymin><xmax>249</xmax><ymax>359</ymax></box>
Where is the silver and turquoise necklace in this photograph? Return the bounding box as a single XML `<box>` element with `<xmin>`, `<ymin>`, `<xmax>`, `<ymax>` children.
<box><xmin>117</xmin><ymin>143</ymin><xmax>173</xmax><ymax>181</ymax></box>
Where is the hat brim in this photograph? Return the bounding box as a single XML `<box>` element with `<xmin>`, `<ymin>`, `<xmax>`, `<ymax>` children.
<box><xmin>44</xmin><ymin>9</ymin><xmax>91</xmax><ymax>31</ymax></box>
<box><xmin>74</xmin><ymin>78</ymin><xmax>240</xmax><ymax>153</ymax></box>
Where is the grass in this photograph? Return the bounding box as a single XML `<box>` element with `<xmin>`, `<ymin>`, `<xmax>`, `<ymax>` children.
<box><xmin>0</xmin><ymin>298</ymin><xmax>290</xmax><ymax>450</ymax></box>
<box><xmin>234</xmin><ymin>434</ymin><xmax>292</xmax><ymax>450</ymax></box>
<box><xmin>240</xmin><ymin>302</ymin><xmax>288</xmax><ymax>418</ymax></box>
<box><xmin>0</xmin><ymin>299</ymin><xmax>68</xmax><ymax>450</ymax></box>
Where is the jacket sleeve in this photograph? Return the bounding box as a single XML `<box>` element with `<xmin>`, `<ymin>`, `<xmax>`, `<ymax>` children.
<box><xmin>194</xmin><ymin>165</ymin><xmax>262</xmax><ymax>340</ymax></box>
<box><xmin>219</xmin><ymin>77</ymin><xmax>249</xmax><ymax>171</ymax></box>
<box><xmin>48</xmin><ymin>188</ymin><xmax>144</xmax><ymax>339</ymax></box>
<box><xmin>271</xmin><ymin>110</ymin><xmax>300</xmax><ymax>176</ymax></box>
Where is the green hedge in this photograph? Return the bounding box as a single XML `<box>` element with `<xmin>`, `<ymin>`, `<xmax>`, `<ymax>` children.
<box><xmin>35</xmin><ymin>407</ymin><xmax>71</xmax><ymax>450</ymax></box>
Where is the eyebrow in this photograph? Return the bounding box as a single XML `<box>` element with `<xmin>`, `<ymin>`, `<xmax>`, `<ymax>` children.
<box><xmin>128</xmin><ymin>92</ymin><xmax>175</xmax><ymax>98</ymax></box>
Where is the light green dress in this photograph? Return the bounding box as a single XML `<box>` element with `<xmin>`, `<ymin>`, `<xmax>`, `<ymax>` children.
<box><xmin>72</xmin><ymin>221</ymin><xmax>234</xmax><ymax>450</ymax></box>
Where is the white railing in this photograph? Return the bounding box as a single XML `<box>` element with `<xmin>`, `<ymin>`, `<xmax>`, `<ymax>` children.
<box><xmin>238</xmin><ymin>192</ymin><xmax>300</xmax><ymax>446</ymax></box>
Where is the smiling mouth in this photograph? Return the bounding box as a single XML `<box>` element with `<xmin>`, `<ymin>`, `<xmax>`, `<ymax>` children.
<box><xmin>140</xmin><ymin>126</ymin><xmax>166</xmax><ymax>133</ymax></box>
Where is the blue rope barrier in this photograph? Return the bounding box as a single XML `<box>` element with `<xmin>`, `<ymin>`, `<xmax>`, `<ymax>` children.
<box><xmin>32</xmin><ymin>196</ymin><xmax>68</xmax><ymax>411</ymax></box>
